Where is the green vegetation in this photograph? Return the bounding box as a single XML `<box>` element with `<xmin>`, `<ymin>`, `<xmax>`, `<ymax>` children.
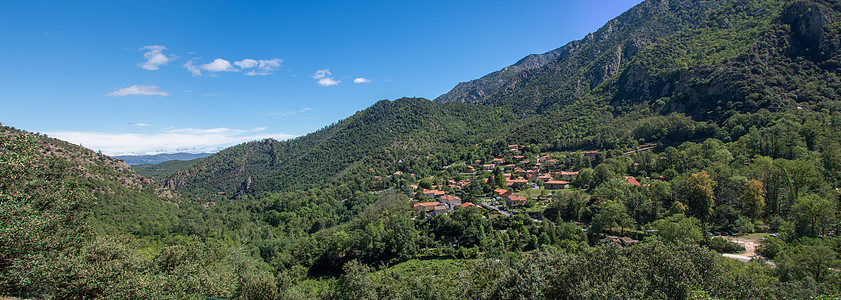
<box><xmin>5</xmin><ymin>0</ymin><xmax>841</xmax><ymax>298</ymax></box>
<box><xmin>132</xmin><ymin>158</ymin><xmax>204</xmax><ymax>179</ymax></box>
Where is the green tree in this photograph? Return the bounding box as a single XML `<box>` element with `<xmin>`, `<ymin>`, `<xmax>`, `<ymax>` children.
<box><xmin>682</xmin><ymin>171</ymin><xmax>716</xmax><ymax>222</ymax></box>
<box><xmin>792</xmin><ymin>194</ymin><xmax>836</xmax><ymax>237</ymax></box>
<box><xmin>646</xmin><ymin>214</ymin><xmax>704</xmax><ymax>243</ymax></box>
<box><xmin>591</xmin><ymin>200</ymin><xmax>635</xmax><ymax>236</ymax></box>
<box><xmin>572</xmin><ymin>168</ymin><xmax>595</xmax><ymax>188</ymax></box>
<box><xmin>777</xmin><ymin>245</ymin><xmax>840</xmax><ymax>283</ymax></box>
<box><xmin>740</xmin><ymin>179</ymin><xmax>766</xmax><ymax>219</ymax></box>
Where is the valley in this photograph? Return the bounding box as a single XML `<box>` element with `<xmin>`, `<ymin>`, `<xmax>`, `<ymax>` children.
<box><xmin>3</xmin><ymin>0</ymin><xmax>841</xmax><ymax>299</ymax></box>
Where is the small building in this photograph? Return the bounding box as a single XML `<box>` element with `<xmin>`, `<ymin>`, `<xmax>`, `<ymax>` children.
<box><xmin>583</xmin><ymin>151</ymin><xmax>598</xmax><ymax>160</ymax></box>
<box><xmin>494</xmin><ymin>188</ymin><xmax>512</xmax><ymax>198</ymax></box>
<box><xmin>545</xmin><ymin>180</ymin><xmax>570</xmax><ymax>190</ymax></box>
<box><xmin>422</xmin><ymin>189</ymin><xmax>447</xmax><ymax>198</ymax></box>
<box><xmin>558</xmin><ymin>171</ymin><xmax>579</xmax><ymax>180</ymax></box>
<box><xmin>624</xmin><ymin>176</ymin><xmax>641</xmax><ymax>186</ymax></box>
<box><xmin>483</xmin><ymin>164</ymin><xmax>496</xmax><ymax>170</ymax></box>
<box><xmin>459</xmin><ymin>202</ymin><xmax>481</xmax><ymax>210</ymax></box>
<box><xmin>440</xmin><ymin>195</ymin><xmax>463</xmax><ymax>208</ymax></box>
<box><xmin>538</xmin><ymin>174</ymin><xmax>553</xmax><ymax>182</ymax></box>
<box><xmin>413</xmin><ymin>202</ymin><xmax>439</xmax><ymax>213</ymax></box>
<box><xmin>492</xmin><ymin>158</ymin><xmax>505</xmax><ymax>164</ymax></box>
<box><xmin>432</xmin><ymin>205</ymin><xmax>448</xmax><ymax>216</ymax></box>
<box><xmin>506</xmin><ymin>195</ymin><xmax>527</xmax><ymax>207</ymax></box>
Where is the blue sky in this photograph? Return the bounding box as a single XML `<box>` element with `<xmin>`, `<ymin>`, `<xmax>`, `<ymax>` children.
<box><xmin>0</xmin><ymin>0</ymin><xmax>643</xmax><ymax>155</ymax></box>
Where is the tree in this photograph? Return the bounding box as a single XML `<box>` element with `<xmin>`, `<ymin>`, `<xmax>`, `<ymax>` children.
<box><xmin>792</xmin><ymin>194</ymin><xmax>836</xmax><ymax>237</ymax></box>
<box><xmin>572</xmin><ymin>168</ymin><xmax>594</xmax><ymax>188</ymax></box>
<box><xmin>777</xmin><ymin>245</ymin><xmax>840</xmax><ymax>283</ymax></box>
<box><xmin>646</xmin><ymin>214</ymin><xmax>704</xmax><ymax>243</ymax></box>
<box><xmin>591</xmin><ymin>200</ymin><xmax>635</xmax><ymax>236</ymax></box>
<box><xmin>492</xmin><ymin>167</ymin><xmax>507</xmax><ymax>188</ymax></box>
<box><xmin>594</xmin><ymin>164</ymin><xmax>615</xmax><ymax>187</ymax></box>
<box><xmin>681</xmin><ymin>171</ymin><xmax>716</xmax><ymax>222</ymax></box>
<box><xmin>740</xmin><ymin>179</ymin><xmax>766</xmax><ymax>219</ymax></box>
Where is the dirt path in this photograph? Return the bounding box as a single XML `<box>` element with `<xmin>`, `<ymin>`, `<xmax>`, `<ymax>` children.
<box><xmin>720</xmin><ymin>234</ymin><xmax>764</xmax><ymax>262</ymax></box>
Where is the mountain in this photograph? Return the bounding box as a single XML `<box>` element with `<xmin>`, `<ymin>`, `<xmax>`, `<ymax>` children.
<box><xmin>436</xmin><ymin>0</ymin><xmax>841</xmax><ymax>122</ymax></box>
<box><xmin>114</xmin><ymin>152</ymin><xmax>213</xmax><ymax>165</ymax></box>
<box><xmin>163</xmin><ymin>98</ymin><xmax>517</xmax><ymax>195</ymax></box>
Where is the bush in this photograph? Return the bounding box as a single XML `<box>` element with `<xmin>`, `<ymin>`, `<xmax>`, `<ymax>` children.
<box><xmin>707</xmin><ymin>237</ymin><xmax>744</xmax><ymax>253</ymax></box>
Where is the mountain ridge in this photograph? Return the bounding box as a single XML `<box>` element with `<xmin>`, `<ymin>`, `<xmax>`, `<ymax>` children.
<box><xmin>115</xmin><ymin>152</ymin><xmax>214</xmax><ymax>165</ymax></box>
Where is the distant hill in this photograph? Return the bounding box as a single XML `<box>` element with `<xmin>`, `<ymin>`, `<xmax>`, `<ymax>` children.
<box><xmin>132</xmin><ymin>159</ymin><xmax>205</xmax><ymax>179</ymax></box>
<box><xmin>163</xmin><ymin>98</ymin><xmax>518</xmax><ymax>195</ymax></box>
<box><xmin>114</xmin><ymin>152</ymin><xmax>213</xmax><ymax>165</ymax></box>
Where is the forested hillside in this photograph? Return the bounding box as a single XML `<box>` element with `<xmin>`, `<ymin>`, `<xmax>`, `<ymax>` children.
<box><xmin>164</xmin><ymin>98</ymin><xmax>518</xmax><ymax>195</ymax></box>
<box><xmin>5</xmin><ymin>0</ymin><xmax>841</xmax><ymax>299</ymax></box>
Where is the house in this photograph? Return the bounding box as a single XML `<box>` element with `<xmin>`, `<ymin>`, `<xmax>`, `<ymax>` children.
<box><xmin>558</xmin><ymin>171</ymin><xmax>579</xmax><ymax>180</ymax></box>
<box><xmin>483</xmin><ymin>164</ymin><xmax>495</xmax><ymax>170</ymax></box>
<box><xmin>432</xmin><ymin>205</ymin><xmax>448</xmax><ymax>216</ymax></box>
<box><xmin>422</xmin><ymin>189</ymin><xmax>447</xmax><ymax>198</ymax></box>
<box><xmin>506</xmin><ymin>195</ymin><xmax>527</xmax><ymax>207</ymax></box>
<box><xmin>394</xmin><ymin>171</ymin><xmax>403</xmax><ymax>175</ymax></box>
<box><xmin>624</xmin><ymin>176</ymin><xmax>641</xmax><ymax>186</ymax></box>
<box><xmin>440</xmin><ymin>195</ymin><xmax>462</xmax><ymax>208</ymax></box>
<box><xmin>506</xmin><ymin>179</ymin><xmax>529</xmax><ymax>187</ymax></box>
<box><xmin>545</xmin><ymin>180</ymin><xmax>570</xmax><ymax>190</ymax></box>
<box><xmin>465</xmin><ymin>166</ymin><xmax>475</xmax><ymax>173</ymax></box>
<box><xmin>413</xmin><ymin>202</ymin><xmax>439</xmax><ymax>213</ymax></box>
<box><xmin>538</xmin><ymin>174</ymin><xmax>553</xmax><ymax>182</ymax></box>
<box><xmin>459</xmin><ymin>202</ymin><xmax>481</xmax><ymax>210</ymax></box>
<box><xmin>583</xmin><ymin>151</ymin><xmax>598</xmax><ymax>160</ymax></box>
<box><xmin>492</xmin><ymin>158</ymin><xmax>505</xmax><ymax>164</ymax></box>
<box><xmin>494</xmin><ymin>188</ymin><xmax>512</xmax><ymax>198</ymax></box>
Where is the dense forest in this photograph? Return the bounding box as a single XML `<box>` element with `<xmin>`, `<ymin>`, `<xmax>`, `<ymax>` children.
<box><xmin>4</xmin><ymin>0</ymin><xmax>841</xmax><ymax>299</ymax></box>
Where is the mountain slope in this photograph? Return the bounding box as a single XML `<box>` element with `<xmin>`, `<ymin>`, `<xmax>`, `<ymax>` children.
<box><xmin>164</xmin><ymin>98</ymin><xmax>516</xmax><ymax>195</ymax></box>
<box><xmin>436</xmin><ymin>0</ymin><xmax>841</xmax><ymax>147</ymax></box>
<box><xmin>0</xmin><ymin>125</ymin><xmax>183</xmax><ymax>235</ymax></box>
<box><xmin>437</xmin><ymin>0</ymin><xmax>841</xmax><ymax>122</ymax></box>
<box><xmin>435</xmin><ymin>0</ymin><xmax>732</xmax><ymax>106</ymax></box>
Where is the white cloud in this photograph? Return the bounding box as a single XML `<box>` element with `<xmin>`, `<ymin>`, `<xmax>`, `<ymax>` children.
<box><xmin>185</xmin><ymin>59</ymin><xmax>202</xmax><ymax>76</ymax></box>
<box><xmin>139</xmin><ymin>45</ymin><xmax>175</xmax><ymax>70</ymax></box>
<box><xmin>249</xmin><ymin>58</ymin><xmax>283</xmax><ymax>76</ymax></box>
<box><xmin>317</xmin><ymin>77</ymin><xmax>340</xmax><ymax>86</ymax></box>
<box><xmin>107</xmin><ymin>85</ymin><xmax>169</xmax><ymax>97</ymax></box>
<box><xmin>201</xmin><ymin>58</ymin><xmax>236</xmax><ymax>72</ymax></box>
<box><xmin>46</xmin><ymin>127</ymin><xmax>296</xmax><ymax>156</ymax></box>
<box><xmin>312</xmin><ymin>69</ymin><xmax>331</xmax><ymax>79</ymax></box>
<box><xmin>129</xmin><ymin>122</ymin><xmax>151</xmax><ymax>127</ymax></box>
<box><xmin>234</xmin><ymin>59</ymin><xmax>259</xmax><ymax>69</ymax></box>
<box><xmin>354</xmin><ymin>77</ymin><xmax>372</xmax><ymax>84</ymax></box>
<box><xmin>187</xmin><ymin>58</ymin><xmax>283</xmax><ymax>76</ymax></box>
<box><xmin>266</xmin><ymin>107</ymin><xmax>313</xmax><ymax>117</ymax></box>
<box><xmin>313</xmin><ymin>69</ymin><xmax>340</xmax><ymax>86</ymax></box>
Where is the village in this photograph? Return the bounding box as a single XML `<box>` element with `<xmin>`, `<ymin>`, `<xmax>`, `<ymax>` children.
<box><xmin>369</xmin><ymin>143</ymin><xmax>652</xmax><ymax>247</ymax></box>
